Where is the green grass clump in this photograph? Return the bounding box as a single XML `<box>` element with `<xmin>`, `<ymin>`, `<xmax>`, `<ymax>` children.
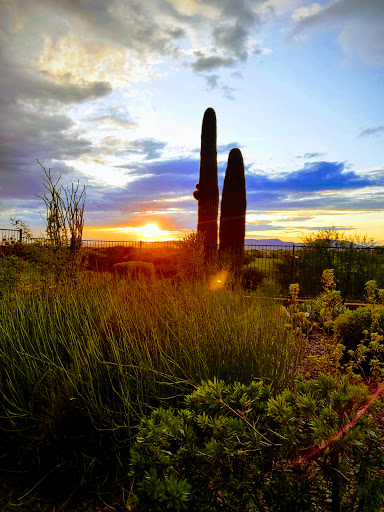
<box><xmin>0</xmin><ymin>274</ymin><xmax>303</xmax><ymax>482</ymax></box>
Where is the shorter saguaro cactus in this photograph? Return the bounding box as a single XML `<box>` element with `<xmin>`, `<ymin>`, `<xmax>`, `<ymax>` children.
<box><xmin>219</xmin><ymin>148</ymin><xmax>246</xmax><ymax>273</ymax></box>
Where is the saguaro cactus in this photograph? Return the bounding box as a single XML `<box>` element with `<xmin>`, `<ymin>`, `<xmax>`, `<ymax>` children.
<box><xmin>219</xmin><ymin>148</ymin><xmax>246</xmax><ymax>269</ymax></box>
<box><xmin>193</xmin><ymin>108</ymin><xmax>219</xmax><ymax>258</ymax></box>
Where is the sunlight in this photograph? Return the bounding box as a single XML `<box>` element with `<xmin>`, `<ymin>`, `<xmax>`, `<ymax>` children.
<box><xmin>93</xmin><ymin>223</ymin><xmax>178</xmax><ymax>241</ymax></box>
<box><xmin>140</xmin><ymin>223</ymin><xmax>163</xmax><ymax>240</ymax></box>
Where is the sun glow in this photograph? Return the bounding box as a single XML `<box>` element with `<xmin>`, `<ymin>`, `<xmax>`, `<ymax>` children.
<box><xmin>91</xmin><ymin>223</ymin><xmax>178</xmax><ymax>241</ymax></box>
<box><xmin>140</xmin><ymin>223</ymin><xmax>164</xmax><ymax>240</ymax></box>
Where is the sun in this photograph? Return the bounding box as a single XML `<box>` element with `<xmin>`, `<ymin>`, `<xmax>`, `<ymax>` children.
<box><xmin>140</xmin><ymin>223</ymin><xmax>164</xmax><ymax>240</ymax></box>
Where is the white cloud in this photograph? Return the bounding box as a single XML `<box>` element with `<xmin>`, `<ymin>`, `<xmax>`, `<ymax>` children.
<box><xmin>291</xmin><ymin>3</ymin><xmax>323</xmax><ymax>21</ymax></box>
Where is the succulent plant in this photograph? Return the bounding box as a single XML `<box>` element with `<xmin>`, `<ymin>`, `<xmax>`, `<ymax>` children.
<box><xmin>219</xmin><ymin>148</ymin><xmax>246</xmax><ymax>269</ymax></box>
<box><xmin>193</xmin><ymin>108</ymin><xmax>219</xmax><ymax>258</ymax></box>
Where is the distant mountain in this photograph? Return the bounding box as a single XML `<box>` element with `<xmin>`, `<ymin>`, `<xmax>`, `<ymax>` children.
<box><xmin>244</xmin><ymin>238</ymin><xmax>294</xmax><ymax>247</ymax></box>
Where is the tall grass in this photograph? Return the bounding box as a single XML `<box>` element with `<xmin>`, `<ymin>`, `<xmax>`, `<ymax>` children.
<box><xmin>0</xmin><ymin>274</ymin><xmax>303</xmax><ymax>479</ymax></box>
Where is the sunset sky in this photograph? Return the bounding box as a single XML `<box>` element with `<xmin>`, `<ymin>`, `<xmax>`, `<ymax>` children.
<box><xmin>1</xmin><ymin>0</ymin><xmax>383</xmax><ymax>242</ymax></box>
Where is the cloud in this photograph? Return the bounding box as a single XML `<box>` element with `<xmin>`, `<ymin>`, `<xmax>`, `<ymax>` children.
<box><xmin>191</xmin><ymin>54</ymin><xmax>237</xmax><ymax>72</ymax></box>
<box><xmin>84</xmin><ymin>159</ymin><xmax>384</xmax><ymax>226</ymax></box>
<box><xmin>217</xmin><ymin>142</ymin><xmax>242</xmax><ymax>153</ymax></box>
<box><xmin>247</xmin><ymin>161</ymin><xmax>374</xmax><ymax>193</ymax></box>
<box><xmin>116</xmin><ymin>139</ymin><xmax>167</xmax><ymax>160</ymax></box>
<box><xmin>359</xmin><ymin>126</ymin><xmax>384</xmax><ymax>137</ymax></box>
<box><xmin>291</xmin><ymin>0</ymin><xmax>384</xmax><ymax>66</ymax></box>
<box><xmin>296</xmin><ymin>152</ymin><xmax>327</xmax><ymax>159</ymax></box>
<box><xmin>291</xmin><ymin>3</ymin><xmax>323</xmax><ymax>21</ymax></box>
<box><xmin>4</xmin><ymin>155</ymin><xmax>384</xmax><ymax>234</ymax></box>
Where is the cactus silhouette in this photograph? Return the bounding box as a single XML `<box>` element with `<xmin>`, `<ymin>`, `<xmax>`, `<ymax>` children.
<box><xmin>193</xmin><ymin>108</ymin><xmax>219</xmax><ymax>258</ymax></box>
<box><xmin>219</xmin><ymin>148</ymin><xmax>246</xmax><ymax>270</ymax></box>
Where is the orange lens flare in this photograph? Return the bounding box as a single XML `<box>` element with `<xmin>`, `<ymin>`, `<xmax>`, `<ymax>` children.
<box><xmin>208</xmin><ymin>270</ymin><xmax>229</xmax><ymax>291</ymax></box>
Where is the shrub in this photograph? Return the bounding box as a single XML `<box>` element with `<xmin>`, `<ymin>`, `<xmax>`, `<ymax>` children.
<box><xmin>242</xmin><ymin>267</ymin><xmax>264</xmax><ymax>290</ymax></box>
<box><xmin>334</xmin><ymin>306</ymin><xmax>384</xmax><ymax>354</ymax></box>
<box><xmin>128</xmin><ymin>375</ymin><xmax>384</xmax><ymax>511</ymax></box>
<box><xmin>113</xmin><ymin>261</ymin><xmax>155</xmax><ymax>279</ymax></box>
<box><xmin>0</xmin><ymin>255</ymin><xmax>28</xmax><ymax>293</ymax></box>
<box><xmin>257</xmin><ymin>278</ymin><xmax>282</xmax><ymax>298</ymax></box>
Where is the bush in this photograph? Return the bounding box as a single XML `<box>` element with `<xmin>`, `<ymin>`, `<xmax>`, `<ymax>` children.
<box><xmin>334</xmin><ymin>306</ymin><xmax>384</xmax><ymax>353</ymax></box>
<box><xmin>242</xmin><ymin>267</ymin><xmax>265</xmax><ymax>291</ymax></box>
<box><xmin>128</xmin><ymin>375</ymin><xmax>384</xmax><ymax>511</ymax></box>
<box><xmin>0</xmin><ymin>255</ymin><xmax>28</xmax><ymax>293</ymax></box>
<box><xmin>113</xmin><ymin>261</ymin><xmax>155</xmax><ymax>279</ymax></box>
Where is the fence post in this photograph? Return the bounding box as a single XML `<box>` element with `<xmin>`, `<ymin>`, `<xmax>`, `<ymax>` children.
<box><xmin>19</xmin><ymin>229</ymin><xmax>23</xmax><ymax>242</ymax></box>
<box><xmin>139</xmin><ymin>240</ymin><xmax>142</xmax><ymax>260</ymax></box>
<box><xmin>291</xmin><ymin>243</ymin><xmax>295</xmax><ymax>284</ymax></box>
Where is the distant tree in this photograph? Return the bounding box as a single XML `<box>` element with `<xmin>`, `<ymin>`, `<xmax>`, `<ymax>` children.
<box><xmin>278</xmin><ymin>228</ymin><xmax>378</xmax><ymax>299</ymax></box>
<box><xmin>300</xmin><ymin>227</ymin><xmax>375</xmax><ymax>248</ymax></box>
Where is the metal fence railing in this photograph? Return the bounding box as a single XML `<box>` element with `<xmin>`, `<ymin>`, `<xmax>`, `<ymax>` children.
<box><xmin>243</xmin><ymin>244</ymin><xmax>384</xmax><ymax>300</ymax></box>
<box><xmin>1</xmin><ymin>237</ymin><xmax>384</xmax><ymax>300</ymax></box>
<box><xmin>1</xmin><ymin>228</ymin><xmax>22</xmax><ymax>244</ymax></box>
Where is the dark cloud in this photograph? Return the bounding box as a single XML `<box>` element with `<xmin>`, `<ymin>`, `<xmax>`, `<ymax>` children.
<box><xmin>37</xmin><ymin>0</ymin><xmax>179</xmax><ymax>57</ymax></box>
<box><xmin>212</xmin><ymin>23</ymin><xmax>249</xmax><ymax>61</ymax></box>
<box><xmin>247</xmin><ymin>161</ymin><xmax>374</xmax><ymax>193</ymax></box>
<box><xmin>191</xmin><ymin>54</ymin><xmax>237</xmax><ymax>72</ymax></box>
<box><xmin>296</xmin><ymin>152</ymin><xmax>327</xmax><ymax>159</ymax></box>
<box><xmin>359</xmin><ymin>126</ymin><xmax>384</xmax><ymax>137</ymax></box>
<box><xmin>167</xmin><ymin>26</ymin><xmax>186</xmax><ymax>39</ymax></box>
<box><xmin>0</xmin><ymin>58</ymin><xmax>112</xmax><ymax>107</ymax></box>
<box><xmin>0</xmin><ymin>155</ymin><xmax>87</xmax><ymax>201</ymax></box>
<box><xmin>186</xmin><ymin>0</ymin><xmax>266</xmax><ymax>80</ymax></box>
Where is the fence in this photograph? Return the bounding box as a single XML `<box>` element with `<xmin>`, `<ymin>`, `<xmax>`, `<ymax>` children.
<box><xmin>243</xmin><ymin>244</ymin><xmax>384</xmax><ymax>300</ymax></box>
<box><xmin>1</xmin><ymin>228</ymin><xmax>22</xmax><ymax>244</ymax></box>
<box><xmin>1</xmin><ymin>236</ymin><xmax>384</xmax><ymax>300</ymax></box>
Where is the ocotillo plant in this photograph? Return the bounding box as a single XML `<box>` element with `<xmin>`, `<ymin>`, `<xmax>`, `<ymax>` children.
<box><xmin>219</xmin><ymin>148</ymin><xmax>246</xmax><ymax>275</ymax></box>
<box><xmin>193</xmin><ymin>108</ymin><xmax>219</xmax><ymax>258</ymax></box>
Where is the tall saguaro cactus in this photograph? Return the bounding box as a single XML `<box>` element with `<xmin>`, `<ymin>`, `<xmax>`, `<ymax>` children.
<box><xmin>219</xmin><ymin>148</ymin><xmax>246</xmax><ymax>269</ymax></box>
<box><xmin>193</xmin><ymin>108</ymin><xmax>219</xmax><ymax>258</ymax></box>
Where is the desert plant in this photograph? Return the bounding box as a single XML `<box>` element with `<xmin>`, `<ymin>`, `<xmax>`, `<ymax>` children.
<box><xmin>334</xmin><ymin>306</ymin><xmax>384</xmax><ymax>354</ymax></box>
<box><xmin>176</xmin><ymin>231</ymin><xmax>206</xmax><ymax>281</ymax></box>
<box><xmin>219</xmin><ymin>147</ymin><xmax>247</xmax><ymax>280</ymax></box>
<box><xmin>193</xmin><ymin>108</ymin><xmax>219</xmax><ymax>260</ymax></box>
<box><xmin>343</xmin><ymin>280</ymin><xmax>384</xmax><ymax>380</ymax></box>
<box><xmin>128</xmin><ymin>375</ymin><xmax>384</xmax><ymax>511</ymax></box>
<box><xmin>36</xmin><ymin>160</ymin><xmax>86</xmax><ymax>254</ymax></box>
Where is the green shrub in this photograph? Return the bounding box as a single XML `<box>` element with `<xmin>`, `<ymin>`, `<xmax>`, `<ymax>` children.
<box><xmin>334</xmin><ymin>306</ymin><xmax>384</xmax><ymax>353</ymax></box>
<box><xmin>242</xmin><ymin>267</ymin><xmax>265</xmax><ymax>290</ymax></box>
<box><xmin>0</xmin><ymin>254</ymin><xmax>28</xmax><ymax>292</ymax></box>
<box><xmin>128</xmin><ymin>375</ymin><xmax>384</xmax><ymax>511</ymax></box>
<box><xmin>113</xmin><ymin>261</ymin><xmax>155</xmax><ymax>279</ymax></box>
<box><xmin>257</xmin><ymin>278</ymin><xmax>282</xmax><ymax>298</ymax></box>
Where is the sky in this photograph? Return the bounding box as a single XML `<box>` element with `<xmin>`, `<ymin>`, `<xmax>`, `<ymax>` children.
<box><xmin>1</xmin><ymin>0</ymin><xmax>384</xmax><ymax>243</ymax></box>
